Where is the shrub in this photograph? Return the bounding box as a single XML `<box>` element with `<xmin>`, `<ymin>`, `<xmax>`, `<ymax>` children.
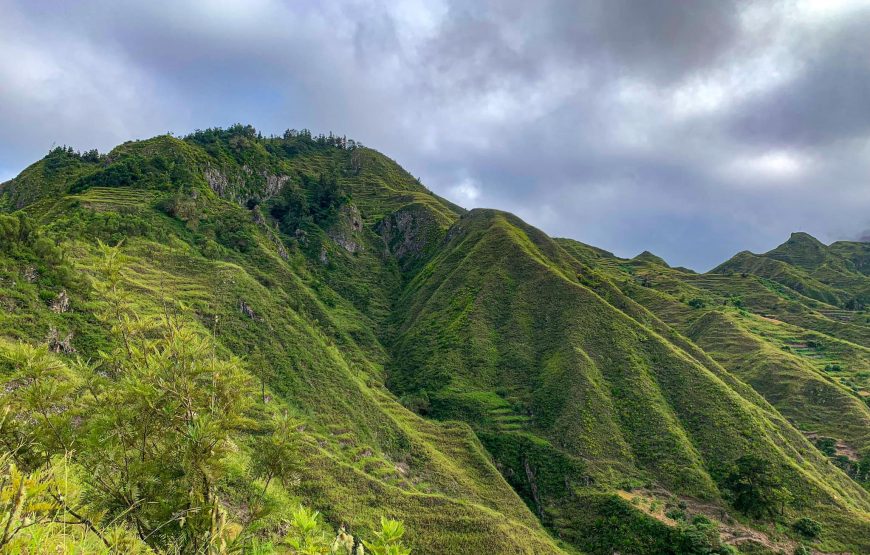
<box><xmin>814</xmin><ymin>437</ymin><xmax>837</xmax><ymax>457</ymax></box>
<box><xmin>281</xmin><ymin>507</ymin><xmax>410</xmax><ymax>555</ymax></box>
<box><xmin>792</xmin><ymin>517</ymin><xmax>822</xmax><ymax>539</ymax></box>
<box><xmin>399</xmin><ymin>391</ymin><xmax>431</xmax><ymax>415</ymax></box>
<box><xmin>364</xmin><ymin>517</ymin><xmax>412</xmax><ymax>555</ymax></box>
<box><xmin>665</xmin><ymin>508</ymin><xmax>686</xmax><ymax>521</ymax></box>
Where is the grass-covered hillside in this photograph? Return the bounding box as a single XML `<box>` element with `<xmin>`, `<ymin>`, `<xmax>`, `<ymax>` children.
<box><xmin>1</xmin><ymin>125</ymin><xmax>869</xmax><ymax>554</ymax></box>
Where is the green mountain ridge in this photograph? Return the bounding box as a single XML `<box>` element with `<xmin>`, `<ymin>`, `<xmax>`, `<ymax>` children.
<box><xmin>714</xmin><ymin>232</ymin><xmax>870</xmax><ymax>311</ymax></box>
<box><xmin>1</xmin><ymin>126</ymin><xmax>869</xmax><ymax>554</ymax></box>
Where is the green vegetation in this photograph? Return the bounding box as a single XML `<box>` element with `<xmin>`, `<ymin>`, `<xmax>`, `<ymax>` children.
<box><xmin>722</xmin><ymin>456</ymin><xmax>790</xmax><ymax>519</ymax></box>
<box><xmin>1</xmin><ymin>125</ymin><xmax>869</xmax><ymax>553</ymax></box>
<box><xmin>792</xmin><ymin>517</ymin><xmax>823</xmax><ymax>540</ymax></box>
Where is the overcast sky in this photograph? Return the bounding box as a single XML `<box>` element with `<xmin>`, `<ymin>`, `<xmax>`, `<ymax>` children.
<box><xmin>2</xmin><ymin>0</ymin><xmax>869</xmax><ymax>269</ymax></box>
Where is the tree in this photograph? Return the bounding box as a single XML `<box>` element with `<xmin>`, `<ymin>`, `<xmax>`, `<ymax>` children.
<box><xmin>271</xmin><ymin>183</ymin><xmax>310</xmax><ymax>232</ymax></box>
<box><xmin>814</xmin><ymin>437</ymin><xmax>836</xmax><ymax>457</ymax></box>
<box><xmin>252</xmin><ymin>412</ymin><xmax>304</xmax><ymax>492</ymax></box>
<box><xmin>51</xmin><ymin>242</ymin><xmax>258</xmax><ymax>551</ymax></box>
<box><xmin>723</xmin><ymin>455</ymin><xmax>791</xmax><ymax>519</ymax></box>
<box><xmin>311</xmin><ymin>173</ymin><xmax>346</xmax><ymax>225</ymax></box>
<box><xmin>0</xmin><ymin>446</ymin><xmax>145</xmax><ymax>552</ymax></box>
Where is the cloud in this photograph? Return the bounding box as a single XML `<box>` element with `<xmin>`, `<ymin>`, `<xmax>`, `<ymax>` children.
<box><xmin>1</xmin><ymin>0</ymin><xmax>869</xmax><ymax>270</ymax></box>
<box><xmin>723</xmin><ymin>150</ymin><xmax>812</xmax><ymax>185</ymax></box>
<box><xmin>448</xmin><ymin>178</ymin><xmax>481</xmax><ymax>204</ymax></box>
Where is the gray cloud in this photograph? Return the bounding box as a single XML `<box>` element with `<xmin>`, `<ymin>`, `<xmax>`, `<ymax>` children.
<box><xmin>1</xmin><ymin>0</ymin><xmax>869</xmax><ymax>269</ymax></box>
<box><xmin>730</xmin><ymin>7</ymin><xmax>870</xmax><ymax>146</ymax></box>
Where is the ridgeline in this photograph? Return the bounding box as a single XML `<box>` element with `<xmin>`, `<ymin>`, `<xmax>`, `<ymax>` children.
<box><xmin>1</xmin><ymin>125</ymin><xmax>868</xmax><ymax>554</ymax></box>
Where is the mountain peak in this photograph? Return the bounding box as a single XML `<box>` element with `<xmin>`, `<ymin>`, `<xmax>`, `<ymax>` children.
<box><xmin>633</xmin><ymin>250</ymin><xmax>669</xmax><ymax>267</ymax></box>
<box><xmin>765</xmin><ymin>231</ymin><xmax>829</xmax><ymax>270</ymax></box>
<box><xmin>786</xmin><ymin>231</ymin><xmax>825</xmax><ymax>246</ymax></box>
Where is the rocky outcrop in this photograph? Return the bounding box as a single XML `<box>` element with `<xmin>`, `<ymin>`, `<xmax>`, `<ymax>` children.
<box><xmin>50</xmin><ymin>290</ymin><xmax>70</xmax><ymax>313</ymax></box>
<box><xmin>204</xmin><ymin>168</ymin><xmax>230</xmax><ymax>196</ymax></box>
<box><xmin>250</xmin><ymin>208</ymin><xmax>289</xmax><ymax>260</ymax></box>
<box><xmin>239</xmin><ymin>300</ymin><xmax>257</xmax><ymax>320</ymax></box>
<box><xmin>376</xmin><ymin>204</ymin><xmax>443</xmax><ymax>270</ymax></box>
<box><xmin>23</xmin><ymin>266</ymin><xmax>38</xmax><ymax>283</ymax></box>
<box><xmin>263</xmin><ymin>172</ymin><xmax>289</xmax><ymax>199</ymax></box>
<box><xmin>327</xmin><ymin>204</ymin><xmax>364</xmax><ymax>254</ymax></box>
<box><xmin>205</xmin><ymin>165</ymin><xmax>289</xmax><ymax>204</ymax></box>
<box><xmin>46</xmin><ymin>328</ymin><xmax>75</xmax><ymax>354</ymax></box>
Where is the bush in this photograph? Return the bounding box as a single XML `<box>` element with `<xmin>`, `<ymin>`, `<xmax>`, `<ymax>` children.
<box><xmin>364</xmin><ymin>517</ymin><xmax>412</xmax><ymax>555</ymax></box>
<box><xmin>0</xmin><ymin>213</ymin><xmax>35</xmax><ymax>248</ymax></box>
<box><xmin>665</xmin><ymin>508</ymin><xmax>686</xmax><ymax>521</ymax></box>
<box><xmin>814</xmin><ymin>437</ymin><xmax>837</xmax><ymax>457</ymax></box>
<box><xmin>688</xmin><ymin>298</ymin><xmax>706</xmax><ymax>309</ymax></box>
<box><xmin>399</xmin><ymin>391</ymin><xmax>431</xmax><ymax>415</ymax></box>
<box><xmin>282</xmin><ymin>507</ymin><xmax>410</xmax><ymax>555</ymax></box>
<box><xmin>675</xmin><ymin>515</ymin><xmax>727</xmax><ymax>555</ymax></box>
<box><xmin>792</xmin><ymin>517</ymin><xmax>822</xmax><ymax>539</ymax></box>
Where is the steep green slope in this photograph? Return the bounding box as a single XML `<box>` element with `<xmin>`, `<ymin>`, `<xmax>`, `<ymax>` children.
<box><xmin>617</xmin><ymin>272</ymin><xmax>870</xmax><ymax>456</ymax></box>
<box><xmin>3</xmin><ymin>126</ymin><xmax>870</xmax><ymax>554</ymax></box>
<box><xmin>830</xmin><ymin>240</ymin><xmax>870</xmax><ymax>275</ymax></box>
<box><xmin>582</xmin><ymin>245</ymin><xmax>870</xmax><ymax>526</ymax></box>
<box><xmin>714</xmin><ymin>233</ymin><xmax>870</xmax><ymax>311</ymax></box>
<box><xmin>390</xmin><ymin>210</ymin><xmax>870</xmax><ymax>553</ymax></box>
<box><xmin>0</xmin><ymin>130</ymin><xmax>565</xmax><ymax>554</ymax></box>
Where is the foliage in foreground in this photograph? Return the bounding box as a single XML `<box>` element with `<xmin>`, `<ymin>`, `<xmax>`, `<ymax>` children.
<box><xmin>0</xmin><ymin>244</ymin><xmax>410</xmax><ymax>554</ymax></box>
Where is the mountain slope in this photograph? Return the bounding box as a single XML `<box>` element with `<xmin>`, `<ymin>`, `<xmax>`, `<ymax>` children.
<box><xmin>714</xmin><ymin>232</ymin><xmax>870</xmax><ymax>311</ymax></box>
<box><xmin>2</xmin><ymin>126</ymin><xmax>869</xmax><ymax>554</ymax></box>
<box><xmin>0</xmin><ymin>131</ymin><xmax>565</xmax><ymax>554</ymax></box>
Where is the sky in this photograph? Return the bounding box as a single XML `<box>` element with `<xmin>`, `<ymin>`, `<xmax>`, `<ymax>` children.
<box><xmin>1</xmin><ymin>0</ymin><xmax>869</xmax><ymax>270</ymax></box>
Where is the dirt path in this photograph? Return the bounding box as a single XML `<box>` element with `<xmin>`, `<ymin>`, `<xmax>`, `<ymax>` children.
<box><xmin>617</xmin><ymin>489</ymin><xmax>798</xmax><ymax>553</ymax></box>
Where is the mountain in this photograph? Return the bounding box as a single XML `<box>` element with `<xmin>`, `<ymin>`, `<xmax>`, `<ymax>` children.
<box><xmin>1</xmin><ymin>126</ymin><xmax>869</xmax><ymax>554</ymax></box>
<box><xmin>714</xmin><ymin>232</ymin><xmax>870</xmax><ymax>311</ymax></box>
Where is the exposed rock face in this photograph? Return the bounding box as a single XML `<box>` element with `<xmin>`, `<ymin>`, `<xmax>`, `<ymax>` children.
<box><xmin>294</xmin><ymin>228</ymin><xmax>308</xmax><ymax>246</ymax></box>
<box><xmin>46</xmin><ymin>328</ymin><xmax>75</xmax><ymax>354</ymax></box>
<box><xmin>328</xmin><ymin>204</ymin><xmax>364</xmax><ymax>254</ymax></box>
<box><xmin>252</xmin><ymin>209</ymin><xmax>266</xmax><ymax>225</ymax></box>
<box><xmin>348</xmin><ymin>205</ymin><xmax>363</xmax><ymax>232</ymax></box>
<box><xmin>205</xmin><ymin>165</ymin><xmax>289</xmax><ymax>204</ymax></box>
<box><xmin>239</xmin><ymin>300</ymin><xmax>257</xmax><ymax>320</ymax></box>
<box><xmin>376</xmin><ymin>204</ymin><xmax>441</xmax><ymax>270</ymax></box>
<box><xmin>23</xmin><ymin>266</ymin><xmax>38</xmax><ymax>283</ymax></box>
<box><xmin>263</xmin><ymin>172</ymin><xmax>289</xmax><ymax>199</ymax></box>
<box><xmin>524</xmin><ymin>457</ymin><xmax>543</xmax><ymax>518</ymax></box>
<box><xmin>50</xmin><ymin>290</ymin><xmax>70</xmax><ymax>313</ymax></box>
<box><xmin>204</xmin><ymin>168</ymin><xmax>230</xmax><ymax>196</ymax></box>
<box><xmin>444</xmin><ymin>221</ymin><xmax>464</xmax><ymax>243</ymax></box>
<box><xmin>319</xmin><ymin>247</ymin><xmax>329</xmax><ymax>265</ymax></box>
<box><xmin>250</xmin><ymin>208</ymin><xmax>289</xmax><ymax>259</ymax></box>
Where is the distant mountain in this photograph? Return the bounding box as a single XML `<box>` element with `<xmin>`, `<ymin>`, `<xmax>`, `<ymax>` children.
<box><xmin>714</xmin><ymin>232</ymin><xmax>870</xmax><ymax>310</ymax></box>
<box><xmin>1</xmin><ymin>126</ymin><xmax>868</xmax><ymax>554</ymax></box>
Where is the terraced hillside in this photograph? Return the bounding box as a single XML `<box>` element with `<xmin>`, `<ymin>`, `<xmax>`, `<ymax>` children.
<box><xmin>1</xmin><ymin>126</ymin><xmax>869</xmax><ymax>554</ymax></box>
